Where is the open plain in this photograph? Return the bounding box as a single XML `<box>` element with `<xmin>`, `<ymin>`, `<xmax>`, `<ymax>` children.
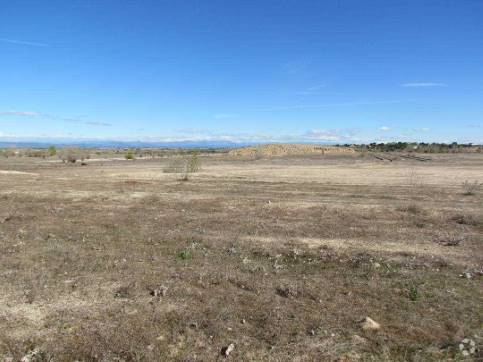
<box><xmin>0</xmin><ymin>150</ymin><xmax>482</xmax><ymax>361</ymax></box>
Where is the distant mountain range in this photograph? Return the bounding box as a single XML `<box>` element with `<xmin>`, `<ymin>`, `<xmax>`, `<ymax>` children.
<box><xmin>0</xmin><ymin>140</ymin><xmax>259</xmax><ymax>149</ymax></box>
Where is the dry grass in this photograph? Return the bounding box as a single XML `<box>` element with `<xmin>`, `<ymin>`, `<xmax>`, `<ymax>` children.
<box><xmin>0</xmin><ymin>152</ymin><xmax>482</xmax><ymax>361</ymax></box>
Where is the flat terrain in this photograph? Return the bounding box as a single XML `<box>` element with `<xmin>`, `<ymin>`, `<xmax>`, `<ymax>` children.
<box><xmin>0</xmin><ymin>152</ymin><xmax>482</xmax><ymax>361</ymax></box>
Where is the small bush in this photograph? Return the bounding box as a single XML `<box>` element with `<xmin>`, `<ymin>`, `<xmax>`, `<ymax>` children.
<box><xmin>462</xmin><ymin>180</ymin><xmax>481</xmax><ymax>196</ymax></box>
<box><xmin>124</xmin><ymin>150</ymin><xmax>135</xmax><ymax>160</ymax></box>
<box><xmin>186</xmin><ymin>151</ymin><xmax>201</xmax><ymax>173</ymax></box>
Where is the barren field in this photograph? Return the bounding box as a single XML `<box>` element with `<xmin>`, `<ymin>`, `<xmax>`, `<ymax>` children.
<box><xmin>0</xmin><ymin>152</ymin><xmax>482</xmax><ymax>361</ymax></box>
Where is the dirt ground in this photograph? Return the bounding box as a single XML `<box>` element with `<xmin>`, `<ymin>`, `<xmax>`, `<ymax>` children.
<box><xmin>0</xmin><ymin>151</ymin><xmax>482</xmax><ymax>361</ymax></box>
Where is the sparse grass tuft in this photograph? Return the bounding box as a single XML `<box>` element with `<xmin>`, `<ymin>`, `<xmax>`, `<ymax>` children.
<box><xmin>178</xmin><ymin>249</ymin><xmax>192</xmax><ymax>260</ymax></box>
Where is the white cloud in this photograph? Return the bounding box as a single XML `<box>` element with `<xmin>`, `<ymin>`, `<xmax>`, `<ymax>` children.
<box><xmin>302</xmin><ymin>129</ymin><xmax>341</xmax><ymax>141</ymax></box>
<box><xmin>401</xmin><ymin>82</ymin><xmax>447</xmax><ymax>87</ymax></box>
<box><xmin>0</xmin><ymin>111</ymin><xmax>41</xmax><ymax>117</ymax></box>
<box><xmin>84</xmin><ymin>121</ymin><xmax>112</xmax><ymax>127</ymax></box>
<box><xmin>379</xmin><ymin>126</ymin><xmax>390</xmax><ymax>131</ymax></box>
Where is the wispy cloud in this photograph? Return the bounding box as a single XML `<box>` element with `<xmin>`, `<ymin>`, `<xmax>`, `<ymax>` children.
<box><xmin>467</xmin><ymin>124</ymin><xmax>481</xmax><ymax>128</ymax></box>
<box><xmin>0</xmin><ymin>110</ymin><xmax>41</xmax><ymax>117</ymax></box>
<box><xmin>0</xmin><ymin>38</ymin><xmax>48</xmax><ymax>47</ymax></box>
<box><xmin>265</xmin><ymin>99</ymin><xmax>416</xmax><ymax>112</ymax></box>
<box><xmin>401</xmin><ymin>82</ymin><xmax>447</xmax><ymax>87</ymax></box>
<box><xmin>296</xmin><ymin>83</ymin><xmax>327</xmax><ymax>95</ymax></box>
<box><xmin>84</xmin><ymin>121</ymin><xmax>112</xmax><ymax>127</ymax></box>
<box><xmin>411</xmin><ymin>127</ymin><xmax>431</xmax><ymax>132</ymax></box>
<box><xmin>0</xmin><ymin>110</ymin><xmax>111</xmax><ymax>127</ymax></box>
<box><xmin>379</xmin><ymin>126</ymin><xmax>390</xmax><ymax>131</ymax></box>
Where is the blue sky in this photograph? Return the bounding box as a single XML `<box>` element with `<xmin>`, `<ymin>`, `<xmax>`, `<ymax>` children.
<box><xmin>1</xmin><ymin>0</ymin><xmax>482</xmax><ymax>144</ymax></box>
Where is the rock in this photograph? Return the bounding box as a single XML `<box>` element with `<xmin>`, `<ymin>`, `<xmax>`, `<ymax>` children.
<box><xmin>361</xmin><ymin>317</ymin><xmax>381</xmax><ymax>331</ymax></box>
<box><xmin>221</xmin><ymin>343</ymin><xmax>235</xmax><ymax>357</ymax></box>
<box><xmin>458</xmin><ymin>338</ymin><xmax>477</xmax><ymax>356</ymax></box>
<box><xmin>352</xmin><ymin>335</ymin><xmax>368</xmax><ymax>344</ymax></box>
<box><xmin>373</xmin><ymin>262</ymin><xmax>381</xmax><ymax>269</ymax></box>
<box><xmin>20</xmin><ymin>349</ymin><xmax>41</xmax><ymax>362</ymax></box>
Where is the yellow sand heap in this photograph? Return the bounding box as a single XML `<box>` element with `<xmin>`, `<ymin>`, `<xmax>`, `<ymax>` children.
<box><xmin>228</xmin><ymin>144</ymin><xmax>356</xmax><ymax>157</ymax></box>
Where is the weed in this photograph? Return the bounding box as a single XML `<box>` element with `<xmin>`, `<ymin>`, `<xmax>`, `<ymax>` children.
<box><xmin>408</xmin><ymin>285</ymin><xmax>420</xmax><ymax>301</ymax></box>
<box><xmin>178</xmin><ymin>249</ymin><xmax>192</xmax><ymax>260</ymax></box>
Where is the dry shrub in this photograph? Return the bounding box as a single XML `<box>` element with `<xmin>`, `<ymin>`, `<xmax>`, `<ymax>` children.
<box><xmin>450</xmin><ymin>213</ymin><xmax>480</xmax><ymax>226</ymax></box>
<box><xmin>462</xmin><ymin>180</ymin><xmax>481</xmax><ymax>195</ymax></box>
<box><xmin>433</xmin><ymin>231</ymin><xmax>466</xmax><ymax>246</ymax></box>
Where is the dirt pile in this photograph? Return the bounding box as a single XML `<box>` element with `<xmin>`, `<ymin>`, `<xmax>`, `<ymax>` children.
<box><xmin>228</xmin><ymin>143</ymin><xmax>356</xmax><ymax>157</ymax></box>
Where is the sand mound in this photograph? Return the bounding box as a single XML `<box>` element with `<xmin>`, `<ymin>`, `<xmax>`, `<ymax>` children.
<box><xmin>228</xmin><ymin>144</ymin><xmax>355</xmax><ymax>157</ymax></box>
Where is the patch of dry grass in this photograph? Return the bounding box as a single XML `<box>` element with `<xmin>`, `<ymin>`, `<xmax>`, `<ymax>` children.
<box><xmin>0</xmin><ymin>152</ymin><xmax>482</xmax><ymax>361</ymax></box>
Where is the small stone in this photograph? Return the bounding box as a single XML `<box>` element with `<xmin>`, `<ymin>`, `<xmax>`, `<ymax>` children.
<box><xmin>241</xmin><ymin>319</ymin><xmax>246</xmax><ymax>324</ymax></box>
<box><xmin>462</xmin><ymin>338</ymin><xmax>470</xmax><ymax>344</ymax></box>
<box><xmin>373</xmin><ymin>262</ymin><xmax>381</xmax><ymax>269</ymax></box>
<box><xmin>459</xmin><ymin>343</ymin><xmax>465</xmax><ymax>351</ymax></box>
<box><xmin>352</xmin><ymin>335</ymin><xmax>367</xmax><ymax>344</ymax></box>
<box><xmin>470</xmin><ymin>347</ymin><xmax>476</xmax><ymax>354</ymax></box>
<box><xmin>469</xmin><ymin>340</ymin><xmax>476</xmax><ymax>347</ymax></box>
<box><xmin>221</xmin><ymin>343</ymin><xmax>235</xmax><ymax>357</ymax></box>
<box><xmin>462</xmin><ymin>350</ymin><xmax>469</xmax><ymax>356</ymax></box>
<box><xmin>361</xmin><ymin>317</ymin><xmax>381</xmax><ymax>331</ymax></box>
